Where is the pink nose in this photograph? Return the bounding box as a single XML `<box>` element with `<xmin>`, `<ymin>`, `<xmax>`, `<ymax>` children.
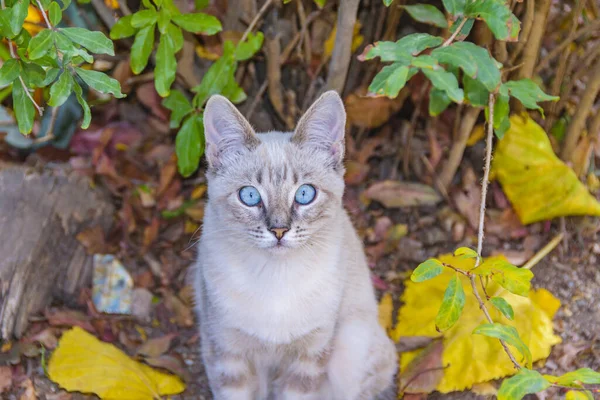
<box><xmin>269</xmin><ymin>227</ymin><xmax>289</xmax><ymax>240</ymax></box>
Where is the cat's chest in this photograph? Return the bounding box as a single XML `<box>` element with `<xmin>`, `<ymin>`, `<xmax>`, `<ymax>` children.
<box><xmin>204</xmin><ymin>251</ymin><xmax>343</xmax><ymax>344</ymax></box>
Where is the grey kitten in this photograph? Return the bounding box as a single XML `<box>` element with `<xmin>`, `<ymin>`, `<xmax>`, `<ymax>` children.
<box><xmin>193</xmin><ymin>91</ymin><xmax>397</xmax><ymax>400</ymax></box>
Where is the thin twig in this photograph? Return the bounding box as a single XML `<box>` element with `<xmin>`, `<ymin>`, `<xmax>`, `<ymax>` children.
<box><xmin>468</xmin><ymin>93</ymin><xmax>521</xmax><ymax>370</ymax></box>
<box><xmin>35</xmin><ymin>0</ymin><xmax>54</xmax><ymax>29</ymax></box>
<box><xmin>33</xmin><ymin>106</ymin><xmax>60</xmax><ymax>144</ymax></box>
<box><xmin>400</xmin><ymin>82</ymin><xmax>429</xmax><ymax>177</ymax></box>
<box><xmin>246</xmin><ymin>80</ymin><xmax>268</xmax><ymax>120</ymax></box>
<box><xmin>522</xmin><ymin>233</ymin><xmax>564</xmax><ymax>270</ymax></box>
<box><xmin>240</xmin><ymin>0</ymin><xmax>273</xmax><ymax>44</ymax></box>
<box><xmin>442</xmin><ymin>18</ymin><xmax>468</xmax><ymax>47</ymax></box>
<box><xmin>19</xmin><ymin>77</ymin><xmax>44</xmax><ymax>116</ymax></box>
<box><xmin>535</xmin><ymin>18</ymin><xmax>600</xmax><ymax>74</ymax></box>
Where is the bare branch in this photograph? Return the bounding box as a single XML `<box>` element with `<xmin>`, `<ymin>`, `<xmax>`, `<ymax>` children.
<box><xmin>325</xmin><ymin>0</ymin><xmax>360</xmax><ymax>93</ymax></box>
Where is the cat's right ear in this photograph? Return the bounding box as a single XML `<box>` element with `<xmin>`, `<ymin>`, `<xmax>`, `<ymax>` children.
<box><xmin>203</xmin><ymin>95</ymin><xmax>259</xmax><ymax>169</ymax></box>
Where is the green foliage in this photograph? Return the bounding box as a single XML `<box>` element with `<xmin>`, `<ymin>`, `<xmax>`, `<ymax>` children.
<box><xmin>0</xmin><ymin>0</ymin><xmax>123</xmax><ymax>134</ymax></box>
<box><xmin>453</xmin><ymin>247</ymin><xmax>478</xmax><ymax>259</ymax></box>
<box><xmin>474</xmin><ymin>259</ymin><xmax>533</xmax><ymax>297</ymax></box>
<box><xmin>163</xmin><ymin>37</ymin><xmax>263</xmax><ymax>176</ymax></box>
<box><xmin>473</xmin><ymin>323</ymin><xmax>532</xmax><ymax>368</ymax></box>
<box><xmin>110</xmin><ymin>0</ymin><xmax>222</xmax><ymax>95</ymax></box>
<box><xmin>365</xmin><ymin>0</ymin><xmax>554</xmax><ymax>137</ymax></box>
<box><xmin>411</xmin><ymin>259</ymin><xmax>444</xmax><ymax>282</ymax></box>
<box><xmin>435</xmin><ymin>274</ymin><xmax>465</xmax><ymax>331</ymax></box>
<box><xmin>548</xmin><ymin>368</ymin><xmax>600</xmax><ymax>386</ymax></box>
<box><xmin>402</xmin><ymin>4</ymin><xmax>447</xmax><ymax>28</ymax></box>
<box><xmin>497</xmin><ymin>369</ymin><xmax>550</xmax><ymax>400</ymax></box>
<box><xmin>489</xmin><ymin>297</ymin><xmax>514</xmax><ymax>320</ymax></box>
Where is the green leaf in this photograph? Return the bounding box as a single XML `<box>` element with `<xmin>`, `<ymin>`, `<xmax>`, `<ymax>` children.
<box><xmin>110</xmin><ymin>15</ymin><xmax>137</xmax><ymax>39</ymax></box>
<box><xmin>442</xmin><ymin>0</ymin><xmax>465</xmax><ymax>16</ymax></box>
<box><xmin>60</xmin><ymin>27</ymin><xmax>115</xmax><ymax>56</ymax></box>
<box><xmin>366</xmin><ymin>33</ymin><xmax>443</xmax><ymax>62</ymax></box>
<box><xmin>402</xmin><ymin>5</ymin><xmax>447</xmax><ymax>28</ymax></box>
<box><xmin>473</xmin><ymin>323</ymin><xmax>532</xmax><ymax>368</ymax></box>
<box><xmin>368</xmin><ymin>63</ymin><xmax>410</xmax><ymax>98</ymax></box>
<box><xmin>313</xmin><ymin>0</ymin><xmax>325</xmax><ymax>8</ymax></box>
<box><xmin>163</xmin><ymin>89</ymin><xmax>193</xmax><ymax>128</ymax></box>
<box><xmin>222</xmin><ymin>77</ymin><xmax>247</xmax><ymax>103</ymax></box>
<box><xmin>176</xmin><ymin>114</ymin><xmax>204</xmax><ymax>177</ymax></box>
<box><xmin>489</xmin><ymin>297</ymin><xmax>514</xmax><ymax>320</ymax></box>
<box><xmin>429</xmin><ymin>88</ymin><xmax>451</xmax><ymax>116</ymax></box>
<box><xmin>411</xmin><ymin>54</ymin><xmax>438</xmax><ymax>69</ymax></box>
<box><xmin>48</xmin><ymin>70</ymin><xmax>73</xmax><ymax>107</ymax></box>
<box><xmin>449</xmin><ymin>17</ymin><xmax>474</xmax><ymax>40</ymax></box>
<box><xmin>435</xmin><ymin>274</ymin><xmax>465</xmax><ymax>331</ymax></box>
<box><xmin>411</xmin><ymin>259</ymin><xmax>444</xmax><ymax>282</ymax></box>
<box><xmin>465</xmin><ymin>0</ymin><xmax>520</xmax><ymax>41</ymax></box>
<box><xmin>474</xmin><ymin>259</ymin><xmax>533</xmax><ymax>297</ymax></box>
<box><xmin>0</xmin><ymin>9</ymin><xmax>13</xmax><ymax>38</ymax></box>
<box><xmin>60</xmin><ymin>0</ymin><xmax>71</xmax><ymax>10</ymax></box>
<box><xmin>27</xmin><ymin>29</ymin><xmax>55</xmax><ymax>60</ymax></box>
<box><xmin>10</xmin><ymin>0</ymin><xmax>29</xmax><ymax>36</ymax></box>
<box><xmin>383</xmin><ymin>0</ymin><xmax>393</xmax><ymax>6</ymax></box>
<box><xmin>431</xmin><ymin>42</ymin><xmax>501</xmax><ymax>92</ymax></box>
<box><xmin>422</xmin><ymin>67</ymin><xmax>463</xmax><ymax>103</ymax></box>
<box><xmin>492</xmin><ymin>92</ymin><xmax>510</xmax><ymax>138</ymax></box>
<box><xmin>48</xmin><ymin>1</ymin><xmax>62</xmax><ymax>26</ymax></box>
<box><xmin>0</xmin><ymin>59</ymin><xmax>21</xmax><ymax>86</ymax></box>
<box><xmin>40</xmin><ymin>67</ymin><xmax>60</xmax><ymax>86</ymax></box>
<box><xmin>155</xmin><ymin>34</ymin><xmax>177</xmax><ymax>97</ymax></box>
<box><xmin>453</xmin><ymin>247</ymin><xmax>478</xmax><ymax>259</ymax></box>
<box><xmin>20</xmin><ymin>62</ymin><xmax>46</xmax><ymax>87</ymax></box>
<box><xmin>157</xmin><ymin>8</ymin><xmax>171</xmax><ymax>34</ymax></box>
<box><xmin>131</xmin><ymin>9</ymin><xmax>158</xmax><ymax>28</ymax></box>
<box><xmin>463</xmin><ymin>75</ymin><xmax>488</xmax><ymax>107</ymax></box>
<box><xmin>172</xmin><ymin>12</ymin><xmax>222</xmax><ymax>34</ymax></box>
<box><xmin>141</xmin><ymin>0</ymin><xmax>155</xmax><ymax>10</ymax></box>
<box><xmin>550</xmin><ymin>368</ymin><xmax>600</xmax><ymax>386</ymax></box>
<box><xmin>166</xmin><ymin>23</ymin><xmax>183</xmax><ymax>52</ymax></box>
<box><xmin>72</xmin><ymin>79</ymin><xmax>91</xmax><ymax>129</ymax></box>
<box><xmin>192</xmin><ymin>41</ymin><xmax>236</xmax><ymax>107</ymax></box>
<box><xmin>131</xmin><ymin>25</ymin><xmax>155</xmax><ymax>74</ymax></box>
<box><xmin>235</xmin><ymin>32</ymin><xmax>264</xmax><ymax>61</ymax></box>
<box><xmin>75</xmin><ymin>67</ymin><xmax>125</xmax><ymax>98</ymax></box>
<box><xmin>12</xmin><ymin>81</ymin><xmax>35</xmax><ymax>134</ymax></box>
<box><xmin>565</xmin><ymin>391</ymin><xmax>594</xmax><ymax>400</ymax></box>
<box><xmin>497</xmin><ymin>369</ymin><xmax>550</xmax><ymax>400</ymax></box>
<box><xmin>502</xmin><ymin>79</ymin><xmax>559</xmax><ymax>114</ymax></box>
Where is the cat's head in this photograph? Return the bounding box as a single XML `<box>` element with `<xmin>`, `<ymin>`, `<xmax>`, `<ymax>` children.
<box><xmin>203</xmin><ymin>91</ymin><xmax>346</xmax><ymax>254</ymax></box>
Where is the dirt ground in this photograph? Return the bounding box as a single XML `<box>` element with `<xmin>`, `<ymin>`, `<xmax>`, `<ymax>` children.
<box><xmin>6</xmin><ymin>202</ymin><xmax>598</xmax><ymax>400</ymax></box>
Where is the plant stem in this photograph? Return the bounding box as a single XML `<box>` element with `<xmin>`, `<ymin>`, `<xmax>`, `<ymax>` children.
<box><xmin>19</xmin><ymin>76</ymin><xmax>44</xmax><ymax>116</ymax></box>
<box><xmin>239</xmin><ymin>0</ymin><xmax>273</xmax><ymax>44</ymax></box>
<box><xmin>35</xmin><ymin>0</ymin><xmax>54</xmax><ymax>29</ymax></box>
<box><xmin>467</xmin><ymin>93</ymin><xmax>521</xmax><ymax>370</ymax></box>
<box><xmin>442</xmin><ymin>18</ymin><xmax>468</xmax><ymax>47</ymax></box>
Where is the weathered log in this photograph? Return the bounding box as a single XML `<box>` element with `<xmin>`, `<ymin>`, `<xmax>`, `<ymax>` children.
<box><xmin>0</xmin><ymin>163</ymin><xmax>114</xmax><ymax>339</ymax></box>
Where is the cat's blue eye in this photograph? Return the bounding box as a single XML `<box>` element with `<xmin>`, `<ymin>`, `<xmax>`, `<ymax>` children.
<box><xmin>295</xmin><ymin>184</ymin><xmax>316</xmax><ymax>205</ymax></box>
<box><xmin>239</xmin><ymin>186</ymin><xmax>261</xmax><ymax>206</ymax></box>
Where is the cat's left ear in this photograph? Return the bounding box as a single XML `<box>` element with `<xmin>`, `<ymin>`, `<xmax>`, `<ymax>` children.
<box><xmin>292</xmin><ymin>90</ymin><xmax>346</xmax><ymax>168</ymax></box>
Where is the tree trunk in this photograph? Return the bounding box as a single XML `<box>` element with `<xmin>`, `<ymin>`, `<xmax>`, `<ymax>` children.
<box><xmin>0</xmin><ymin>163</ymin><xmax>114</xmax><ymax>339</ymax></box>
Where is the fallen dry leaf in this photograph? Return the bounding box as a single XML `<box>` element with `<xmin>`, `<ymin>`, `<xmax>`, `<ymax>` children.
<box><xmin>144</xmin><ymin>355</ymin><xmax>191</xmax><ymax>382</ymax></box>
<box><xmin>400</xmin><ymin>339</ymin><xmax>444</xmax><ymax>394</ymax></box>
<box><xmin>491</xmin><ymin>114</ymin><xmax>600</xmax><ymax>224</ymax></box>
<box><xmin>162</xmin><ymin>291</ymin><xmax>194</xmax><ymax>327</ymax></box>
<box><xmin>392</xmin><ymin>253</ymin><xmax>562</xmax><ymax>393</ymax></box>
<box><xmin>19</xmin><ymin>378</ymin><xmax>36</xmax><ymax>400</ymax></box>
<box><xmin>344</xmin><ymin>87</ymin><xmax>408</xmax><ymax>129</ymax></box>
<box><xmin>48</xmin><ymin>327</ymin><xmax>185</xmax><ymax>399</ymax></box>
<box><xmin>364</xmin><ymin>181</ymin><xmax>442</xmax><ymax>208</ymax></box>
<box><xmin>396</xmin><ymin>336</ymin><xmax>435</xmax><ymax>353</ymax></box>
<box><xmin>136</xmin><ymin>334</ymin><xmax>177</xmax><ymax>359</ymax></box>
<box><xmin>76</xmin><ymin>226</ymin><xmax>107</xmax><ymax>255</ymax></box>
<box><xmin>26</xmin><ymin>328</ymin><xmax>58</xmax><ymax>349</ymax></box>
<box><xmin>45</xmin><ymin>309</ymin><xmax>95</xmax><ymax>333</ymax></box>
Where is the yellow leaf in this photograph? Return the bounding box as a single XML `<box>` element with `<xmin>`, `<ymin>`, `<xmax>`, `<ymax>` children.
<box><xmin>491</xmin><ymin>114</ymin><xmax>600</xmax><ymax>224</ymax></box>
<box><xmin>324</xmin><ymin>22</ymin><xmax>364</xmax><ymax>59</ymax></box>
<box><xmin>467</xmin><ymin>124</ymin><xmax>485</xmax><ymax>146</ymax></box>
<box><xmin>195</xmin><ymin>45</ymin><xmax>221</xmax><ymax>61</ymax></box>
<box><xmin>392</xmin><ymin>253</ymin><xmax>561</xmax><ymax>393</ymax></box>
<box><xmin>48</xmin><ymin>327</ymin><xmax>185</xmax><ymax>399</ymax></box>
<box><xmin>104</xmin><ymin>0</ymin><xmax>119</xmax><ymax>9</ymax></box>
<box><xmin>378</xmin><ymin>293</ymin><xmax>393</xmax><ymax>332</ymax></box>
<box><xmin>23</xmin><ymin>6</ymin><xmax>44</xmax><ymax>35</ymax></box>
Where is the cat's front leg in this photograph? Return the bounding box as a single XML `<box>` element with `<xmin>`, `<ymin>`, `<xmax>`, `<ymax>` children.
<box><xmin>277</xmin><ymin>352</ymin><xmax>331</xmax><ymax>400</ymax></box>
<box><xmin>203</xmin><ymin>349</ymin><xmax>258</xmax><ymax>400</ymax></box>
